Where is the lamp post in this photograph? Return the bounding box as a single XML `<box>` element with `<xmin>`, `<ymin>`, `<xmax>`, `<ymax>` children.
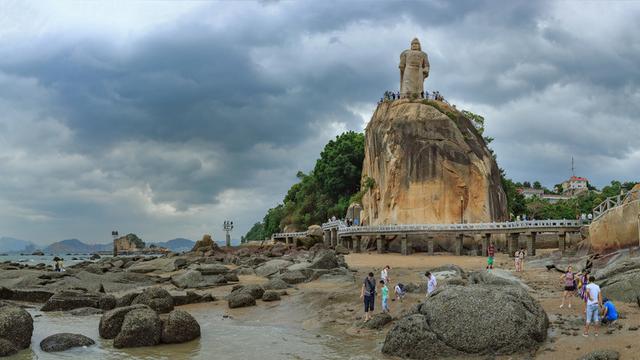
<box><xmin>111</xmin><ymin>230</ymin><xmax>119</xmax><ymax>256</ymax></box>
<box><xmin>223</xmin><ymin>220</ymin><xmax>234</xmax><ymax>247</ymax></box>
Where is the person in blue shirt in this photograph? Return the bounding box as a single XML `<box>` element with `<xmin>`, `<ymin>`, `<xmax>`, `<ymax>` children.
<box><xmin>601</xmin><ymin>297</ymin><xmax>618</xmax><ymax>325</ymax></box>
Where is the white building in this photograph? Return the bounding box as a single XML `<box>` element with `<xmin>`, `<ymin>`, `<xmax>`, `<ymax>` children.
<box><xmin>562</xmin><ymin>176</ymin><xmax>588</xmax><ymax>195</ymax></box>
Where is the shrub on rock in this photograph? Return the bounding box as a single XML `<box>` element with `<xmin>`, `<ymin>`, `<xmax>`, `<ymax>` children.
<box><xmin>40</xmin><ymin>333</ymin><xmax>95</xmax><ymax>352</ymax></box>
<box><xmin>161</xmin><ymin>310</ymin><xmax>201</xmax><ymax>344</ymax></box>
<box><xmin>113</xmin><ymin>308</ymin><xmax>161</xmax><ymax>348</ymax></box>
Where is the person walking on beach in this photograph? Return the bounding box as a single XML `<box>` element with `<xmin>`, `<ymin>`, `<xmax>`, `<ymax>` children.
<box><xmin>380</xmin><ymin>280</ymin><xmax>390</xmax><ymax>313</ymax></box>
<box><xmin>360</xmin><ymin>272</ymin><xmax>376</xmax><ymax>322</ymax></box>
<box><xmin>560</xmin><ymin>265</ymin><xmax>576</xmax><ymax>308</ymax></box>
<box><xmin>381</xmin><ymin>265</ymin><xmax>390</xmax><ymax>285</ymax></box>
<box><xmin>426</xmin><ymin>272</ymin><xmax>437</xmax><ymax>296</ymax></box>
<box><xmin>583</xmin><ymin>275</ymin><xmax>602</xmax><ymax>337</ymax></box>
<box><xmin>519</xmin><ymin>248</ymin><xmax>527</xmax><ymax>271</ymax></box>
<box><xmin>486</xmin><ymin>242</ymin><xmax>496</xmax><ymax>270</ymax></box>
<box><xmin>514</xmin><ymin>249</ymin><xmax>522</xmax><ymax>272</ymax></box>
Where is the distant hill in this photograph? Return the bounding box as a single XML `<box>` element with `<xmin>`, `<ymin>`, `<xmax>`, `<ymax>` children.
<box><xmin>149</xmin><ymin>238</ymin><xmax>195</xmax><ymax>252</ymax></box>
<box><xmin>0</xmin><ymin>237</ymin><xmax>36</xmax><ymax>253</ymax></box>
<box><xmin>44</xmin><ymin>239</ymin><xmax>111</xmax><ymax>254</ymax></box>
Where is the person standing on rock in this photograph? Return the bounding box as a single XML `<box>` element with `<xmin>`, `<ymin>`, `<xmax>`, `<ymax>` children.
<box><xmin>583</xmin><ymin>275</ymin><xmax>602</xmax><ymax>337</ymax></box>
<box><xmin>380</xmin><ymin>280</ymin><xmax>390</xmax><ymax>313</ymax></box>
<box><xmin>360</xmin><ymin>272</ymin><xmax>376</xmax><ymax>322</ymax></box>
<box><xmin>486</xmin><ymin>242</ymin><xmax>496</xmax><ymax>270</ymax></box>
<box><xmin>381</xmin><ymin>265</ymin><xmax>390</xmax><ymax>285</ymax></box>
<box><xmin>426</xmin><ymin>272</ymin><xmax>437</xmax><ymax>296</ymax></box>
<box><xmin>514</xmin><ymin>249</ymin><xmax>521</xmax><ymax>272</ymax></box>
<box><xmin>560</xmin><ymin>265</ymin><xmax>576</xmax><ymax>309</ymax></box>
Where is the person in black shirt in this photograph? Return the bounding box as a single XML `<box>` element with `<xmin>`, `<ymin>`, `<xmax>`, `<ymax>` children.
<box><xmin>360</xmin><ymin>272</ymin><xmax>376</xmax><ymax>322</ymax></box>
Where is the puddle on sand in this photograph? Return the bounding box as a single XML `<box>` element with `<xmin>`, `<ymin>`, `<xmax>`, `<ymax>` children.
<box><xmin>12</xmin><ymin>299</ymin><xmax>386</xmax><ymax>360</ymax></box>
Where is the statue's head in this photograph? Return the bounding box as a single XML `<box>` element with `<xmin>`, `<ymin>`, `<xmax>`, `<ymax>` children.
<box><xmin>411</xmin><ymin>38</ymin><xmax>421</xmax><ymax>51</ymax></box>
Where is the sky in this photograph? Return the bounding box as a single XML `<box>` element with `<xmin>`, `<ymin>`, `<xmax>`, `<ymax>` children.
<box><xmin>1</xmin><ymin>0</ymin><xmax>639</xmax><ymax>245</ymax></box>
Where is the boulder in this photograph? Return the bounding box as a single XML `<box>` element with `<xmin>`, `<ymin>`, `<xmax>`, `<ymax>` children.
<box><xmin>382</xmin><ymin>285</ymin><xmax>547</xmax><ymax>359</ymax></box>
<box><xmin>113</xmin><ymin>308</ymin><xmax>162</xmax><ymax>348</ymax></box>
<box><xmin>577</xmin><ymin>350</ymin><xmax>620</xmax><ymax>360</ymax></box>
<box><xmin>597</xmin><ymin>258</ymin><xmax>640</xmax><ymax>303</ymax></box>
<box><xmin>262</xmin><ymin>290</ymin><xmax>281</xmax><ymax>302</ymax></box>
<box><xmin>306</xmin><ymin>225</ymin><xmax>323</xmax><ymax>239</ymax></box>
<box><xmin>160</xmin><ymin>310</ymin><xmax>201</xmax><ymax>344</ymax></box>
<box><xmin>191</xmin><ymin>234</ymin><xmax>219</xmax><ymax>253</ymax></box>
<box><xmin>227</xmin><ymin>292</ymin><xmax>256</xmax><ymax>308</ymax></box>
<box><xmin>361</xmin><ymin>313</ymin><xmax>392</xmax><ymax>330</ymax></box>
<box><xmin>0</xmin><ymin>304</ymin><xmax>33</xmax><ymax>350</ymax></box>
<box><xmin>0</xmin><ymin>339</ymin><xmax>17</xmax><ymax>357</ymax></box>
<box><xmin>335</xmin><ymin>244</ymin><xmax>350</xmax><ymax>255</ymax></box>
<box><xmin>280</xmin><ymin>270</ymin><xmax>308</xmax><ymax>284</ymax></box>
<box><xmin>0</xmin><ymin>287</ymin><xmax>54</xmax><ymax>303</ymax></box>
<box><xmin>99</xmin><ymin>304</ymin><xmax>149</xmax><ymax>339</ymax></box>
<box><xmin>255</xmin><ymin>259</ymin><xmax>292</xmax><ymax>277</ymax></box>
<box><xmin>263</xmin><ymin>278</ymin><xmax>289</xmax><ymax>290</ymax></box>
<box><xmin>224</xmin><ymin>273</ymin><xmax>239</xmax><ymax>282</ymax></box>
<box><xmin>40</xmin><ymin>333</ymin><xmax>95</xmax><ymax>352</ymax></box>
<box><xmin>308</xmin><ymin>250</ymin><xmax>340</xmax><ymax>269</ymax></box>
<box><xmin>195</xmin><ymin>264</ymin><xmax>229</xmax><ymax>275</ymax></box>
<box><xmin>360</xmin><ymin>100</ymin><xmax>507</xmax><ymax>226</ymax></box>
<box><xmin>41</xmin><ymin>290</ymin><xmax>101</xmax><ymax>312</ymax></box>
<box><xmin>69</xmin><ymin>307</ymin><xmax>103</xmax><ymax>316</ymax></box>
<box><xmin>116</xmin><ymin>292</ymin><xmax>141</xmax><ymax>308</ymax></box>
<box><xmin>231</xmin><ymin>284</ymin><xmax>265</xmax><ymax>300</ymax></box>
<box><xmin>467</xmin><ymin>270</ymin><xmax>528</xmax><ymax>289</ymax></box>
<box><xmin>98</xmin><ymin>294</ymin><xmax>117</xmax><ymax>310</ymax></box>
<box><xmin>127</xmin><ymin>258</ymin><xmax>177</xmax><ymax>274</ymax></box>
<box><xmin>90</xmin><ymin>254</ymin><xmax>101</xmax><ymax>260</ymax></box>
<box><xmin>173</xmin><ymin>258</ymin><xmax>188</xmax><ymax>269</ymax></box>
<box><xmin>131</xmin><ymin>287</ymin><xmax>174</xmax><ymax>314</ymax></box>
<box><xmin>171</xmin><ymin>270</ymin><xmax>205</xmax><ymax>289</ymax></box>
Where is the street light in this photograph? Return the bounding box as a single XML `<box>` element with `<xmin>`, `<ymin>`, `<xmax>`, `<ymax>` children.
<box><xmin>223</xmin><ymin>220</ymin><xmax>234</xmax><ymax>247</ymax></box>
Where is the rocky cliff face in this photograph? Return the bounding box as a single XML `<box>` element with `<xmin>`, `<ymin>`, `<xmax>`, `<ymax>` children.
<box><xmin>361</xmin><ymin>99</ymin><xmax>507</xmax><ymax>225</ymax></box>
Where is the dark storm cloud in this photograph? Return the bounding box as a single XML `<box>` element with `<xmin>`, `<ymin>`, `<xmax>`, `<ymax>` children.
<box><xmin>1</xmin><ymin>1</ymin><xmax>639</xmax><ymax>244</ymax></box>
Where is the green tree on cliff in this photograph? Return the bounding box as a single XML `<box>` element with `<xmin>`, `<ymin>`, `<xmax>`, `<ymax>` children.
<box><xmin>244</xmin><ymin>131</ymin><xmax>365</xmax><ymax>240</ymax></box>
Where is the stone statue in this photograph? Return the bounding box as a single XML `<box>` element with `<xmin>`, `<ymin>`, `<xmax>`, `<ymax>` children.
<box><xmin>399</xmin><ymin>38</ymin><xmax>430</xmax><ymax>99</ymax></box>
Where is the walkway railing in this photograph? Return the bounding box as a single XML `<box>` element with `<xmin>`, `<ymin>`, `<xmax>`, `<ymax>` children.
<box><xmin>271</xmin><ymin>231</ymin><xmax>307</xmax><ymax>239</ymax></box>
<box><xmin>334</xmin><ymin>220</ymin><xmax>581</xmax><ymax>235</ymax></box>
<box><xmin>592</xmin><ymin>189</ymin><xmax>640</xmax><ymax>221</ymax></box>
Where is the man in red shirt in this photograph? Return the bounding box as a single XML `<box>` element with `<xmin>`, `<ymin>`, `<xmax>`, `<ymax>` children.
<box><xmin>486</xmin><ymin>242</ymin><xmax>496</xmax><ymax>270</ymax></box>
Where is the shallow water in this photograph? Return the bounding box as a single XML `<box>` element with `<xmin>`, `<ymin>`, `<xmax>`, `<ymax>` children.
<box><xmin>12</xmin><ymin>298</ymin><xmax>385</xmax><ymax>360</ymax></box>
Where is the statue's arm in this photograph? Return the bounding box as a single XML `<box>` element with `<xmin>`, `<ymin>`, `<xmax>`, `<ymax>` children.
<box><xmin>423</xmin><ymin>53</ymin><xmax>430</xmax><ymax>78</ymax></box>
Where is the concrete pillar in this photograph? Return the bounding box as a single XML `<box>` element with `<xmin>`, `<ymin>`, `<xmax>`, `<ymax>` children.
<box><xmin>481</xmin><ymin>234</ymin><xmax>490</xmax><ymax>257</ymax></box>
<box><xmin>558</xmin><ymin>232</ymin><xmax>566</xmax><ymax>254</ymax></box>
<box><xmin>330</xmin><ymin>228</ymin><xmax>338</xmax><ymax>247</ymax></box>
<box><xmin>377</xmin><ymin>235</ymin><xmax>385</xmax><ymax>254</ymax></box>
<box><xmin>400</xmin><ymin>234</ymin><xmax>410</xmax><ymax>256</ymax></box>
<box><xmin>454</xmin><ymin>234</ymin><xmax>464</xmax><ymax>256</ymax></box>
<box><xmin>428</xmin><ymin>237</ymin><xmax>434</xmax><ymax>255</ymax></box>
<box><xmin>323</xmin><ymin>230</ymin><xmax>330</xmax><ymax>247</ymax></box>
<box><xmin>355</xmin><ymin>236</ymin><xmax>362</xmax><ymax>253</ymax></box>
<box><xmin>527</xmin><ymin>232</ymin><xmax>537</xmax><ymax>256</ymax></box>
<box><xmin>508</xmin><ymin>233</ymin><xmax>519</xmax><ymax>257</ymax></box>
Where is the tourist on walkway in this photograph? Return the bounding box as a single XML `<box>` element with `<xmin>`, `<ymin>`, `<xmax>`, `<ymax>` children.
<box><xmin>486</xmin><ymin>242</ymin><xmax>496</xmax><ymax>270</ymax></box>
<box><xmin>360</xmin><ymin>272</ymin><xmax>376</xmax><ymax>322</ymax></box>
<box><xmin>380</xmin><ymin>280</ymin><xmax>390</xmax><ymax>313</ymax></box>
<box><xmin>560</xmin><ymin>265</ymin><xmax>576</xmax><ymax>308</ymax></box>
<box><xmin>601</xmin><ymin>297</ymin><xmax>618</xmax><ymax>325</ymax></box>
<box><xmin>381</xmin><ymin>265</ymin><xmax>391</xmax><ymax>285</ymax></box>
<box><xmin>426</xmin><ymin>271</ymin><xmax>437</xmax><ymax>296</ymax></box>
<box><xmin>583</xmin><ymin>275</ymin><xmax>602</xmax><ymax>337</ymax></box>
<box><xmin>394</xmin><ymin>283</ymin><xmax>406</xmax><ymax>302</ymax></box>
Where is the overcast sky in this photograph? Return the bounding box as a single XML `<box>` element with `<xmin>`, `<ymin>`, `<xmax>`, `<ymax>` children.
<box><xmin>1</xmin><ymin>1</ymin><xmax>639</xmax><ymax>245</ymax></box>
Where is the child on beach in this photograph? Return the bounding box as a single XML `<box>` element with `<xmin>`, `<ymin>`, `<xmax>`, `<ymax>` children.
<box><xmin>426</xmin><ymin>272</ymin><xmax>437</xmax><ymax>296</ymax></box>
<box><xmin>486</xmin><ymin>242</ymin><xmax>495</xmax><ymax>270</ymax></box>
<box><xmin>380</xmin><ymin>280</ymin><xmax>389</xmax><ymax>313</ymax></box>
<box><xmin>381</xmin><ymin>265</ymin><xmax>390</xmax><ymax>285</ymax></box>
<box><xmin>394</xmin><ymin>283</ymin><xmax>406</xmax><ymax>302</ymax></box>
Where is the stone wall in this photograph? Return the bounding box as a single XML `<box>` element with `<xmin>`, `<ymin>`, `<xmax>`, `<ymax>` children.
<box><xmin>589</xmin><ymin>199</ymin><xmax>640</xmax><ymax>253</ymax></box>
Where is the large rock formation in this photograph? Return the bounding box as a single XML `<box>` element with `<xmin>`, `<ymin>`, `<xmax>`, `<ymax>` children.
<box><xmin>382</xmin><ymin>285</ymin><xmax>547</xmax><ymax>359</ymax></box>
<box><xmin>361</xmin><ymin>99</ymin><xmax>507</xmax><ymax>225</ymax></box>
<box><xmin>589</xmin><ymin>188</ymin><xmax>640</xmax><ymax>253</ymax></box>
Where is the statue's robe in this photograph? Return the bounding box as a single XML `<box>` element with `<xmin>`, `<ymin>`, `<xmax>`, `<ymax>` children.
<box><xmin>399</xmin><ymin>49</ymin><xmax>429</xmax><ymax>98</ymax></box>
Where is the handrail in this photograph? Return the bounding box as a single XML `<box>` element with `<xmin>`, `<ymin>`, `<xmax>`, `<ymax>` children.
<box><xmin>271</xmin><ymin>231</ymin><xmax>307</xmax><ymax>239</ymax></box>
<box><xmin>592</xmin><ymin>189</ymin><xmax>639</xmax><ymax>221</ymax></box>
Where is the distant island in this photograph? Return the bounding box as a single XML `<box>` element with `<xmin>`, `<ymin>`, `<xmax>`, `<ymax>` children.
<box><xmin>0</xmin><ymin>236</ymin><xmax>197</xmax><ymax>254</ymax></box>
